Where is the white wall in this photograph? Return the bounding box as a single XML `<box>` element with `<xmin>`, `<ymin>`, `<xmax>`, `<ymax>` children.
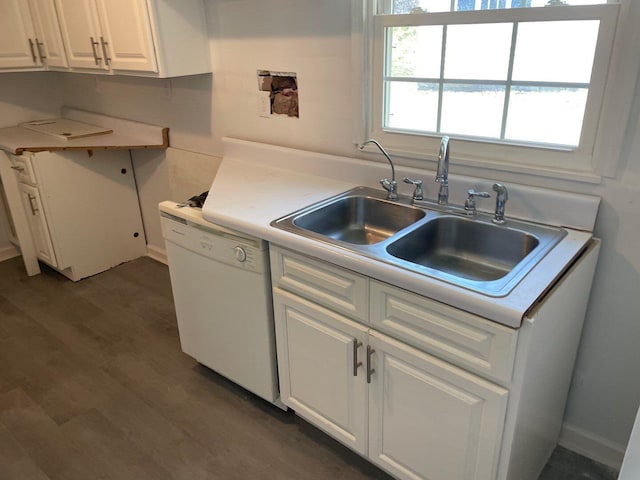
<box><xmin>51</xmin><ymin>0</ymin><xmax>639</xmax><ymax>467</ymax></box>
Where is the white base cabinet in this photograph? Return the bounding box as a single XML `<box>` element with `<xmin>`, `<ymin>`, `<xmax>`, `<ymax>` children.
<box><xmin>270</xmin><ymin>242</ymin><xmax>600</xmax><ymax>480</ymax></box>
<box><xmin>7</xmin><ymin>149</ymin><xmax>146</xmax><ymax>281</ymax></box>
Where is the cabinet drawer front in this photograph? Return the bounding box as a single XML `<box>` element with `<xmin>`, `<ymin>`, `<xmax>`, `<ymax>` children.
<box><xmin>370</xmin><ymin>281</ymin><xmax>517</xmax><ymax>384</ymax></box>
<box><xmin>270</xmin><ymin>247</ymin><xmax>369</xmax><ymax>322</ymax></box>
<box><xmin>11</xmin><ymin>153</ymin><xmax>37</xmax><ymax>185</ymax></box>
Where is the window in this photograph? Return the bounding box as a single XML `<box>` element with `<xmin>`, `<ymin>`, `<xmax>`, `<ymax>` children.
<box><xmin>359</xmin><ymin>0</ymin><xmax>623</xmax><ymax>178</ymax></box>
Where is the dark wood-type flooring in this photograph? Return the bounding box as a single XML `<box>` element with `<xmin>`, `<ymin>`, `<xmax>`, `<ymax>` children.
<box><xmin>0</xmin><ymin>256</ymin><xmax>619</xmax><ymax>480</ymax></box>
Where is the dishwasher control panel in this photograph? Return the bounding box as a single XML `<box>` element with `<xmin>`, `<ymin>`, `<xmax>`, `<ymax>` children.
<box><xmin>161</xmin><ymin>214</ymin><xmax>266</xmax><ymax>274</ymax></box>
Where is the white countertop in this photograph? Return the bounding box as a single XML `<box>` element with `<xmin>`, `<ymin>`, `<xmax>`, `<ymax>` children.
<box><xmin>201</xmin><ymin>138</ymin><xmax>598</xmax><ymax>328</ymax></box>
<box><xmin>0</xmin><ymin>107</ymin><xmax>168</xmax><ymax>155</ymax></box>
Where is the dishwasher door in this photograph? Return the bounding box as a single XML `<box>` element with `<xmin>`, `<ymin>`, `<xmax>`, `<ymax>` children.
<box><xmin>162</xmin><ymin>215</ymin><xmax>280</xmax><ymax>406</ymax></box>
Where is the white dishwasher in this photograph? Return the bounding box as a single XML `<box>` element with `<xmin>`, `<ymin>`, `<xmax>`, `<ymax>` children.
<box><xmin>159</xmin><ymin>202</ymin><xmax>283</xmax><ymax>408</ymax></box>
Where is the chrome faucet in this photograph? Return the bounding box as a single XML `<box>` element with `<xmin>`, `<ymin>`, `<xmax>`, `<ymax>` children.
<box><xmin>359</xmin><ymin>139</ymin><xmax>397</xmax><ymax>200</ymax></box>
<box><xmin>435</xmin><ymin>136</ymin><xmax>450</xmax><ymax>205</ymax></box>
<box><xmin>492</xmin><ymin>183</ymin><xmax>509</xmax><ymax>224</ymax></box>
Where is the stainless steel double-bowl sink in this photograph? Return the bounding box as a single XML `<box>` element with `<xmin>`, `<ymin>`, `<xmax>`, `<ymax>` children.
<box><xmin>271</xmin><ymin>186</ymin><xmax>567</xmax><ymax>297</ymax></box>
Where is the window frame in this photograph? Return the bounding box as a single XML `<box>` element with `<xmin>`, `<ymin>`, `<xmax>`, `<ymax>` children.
<box><xmin>355</xmin><ymin>1</ymin><xmax>625</xmax><ymax>182</ymax></box>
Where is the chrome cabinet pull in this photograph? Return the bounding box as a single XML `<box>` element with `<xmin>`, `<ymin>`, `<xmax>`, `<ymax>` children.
<box><xmin>366</xmin><ymin>345</ymin><xmax>375</xmax><ymax>384</ymax></box>
<box><xmin>100</xmin><ymin>36</ymin><xmax>111</xmax><ymax>66</ymax></box>
<box><xmin>27</xmin><ymin>194</ymin><xmax>39</xmax><ymax>215</ymax></box>
<box><xmin>90</xmin><ymin>37</ymin><xmax>102</xmax><ymax>65</ymax></box>
<box><xmin>35</xmin><ymin>38</ymin><xmax>46</xmax><ymax>62</ymax></box>
<box><xmin>353</xmin><ymin>339</ymin><xmax>362</xmax><ymax>376</ymax></box>
<box><xmin>11</xmin><ymin>166</ymin><xmax>25</xmax><ymax>172</ymax></box>
<box><xmin>28</xmin><ymin>38</ymin><xmax>37</xmax><ymax>63</ymax></box>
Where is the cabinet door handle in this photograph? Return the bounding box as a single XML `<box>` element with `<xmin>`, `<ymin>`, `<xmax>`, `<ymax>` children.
<box><xmin>28</xmin><ymin>38</ymin><xmax>37</xmax><ymax>63</ymax></box>
<box><xmin>35</xmin><ymin>38</ymin><xmax>46</xmax><ymax>62</ymax></box>
<box><xmin>90</xmin><ymin>37</ymin><xmax>102</xmax><ymax>65</ymax></box>
<box><xmin>353</xmin><ymin>339</ymin><xmax>362</xmax><ymax>376</ymax></box>
<box><xmin>27</xmin><ymin>194</ymin><xmax>39</xmax><ymax>215</ymax></box>
<box><xmin>366</xmin><ymin>345</ymin><xmax>375</xmax><ymax>384</ymax></box>
<box><xmin>11</xmin><ymin>166</ymin><xmax>25</xmax><ymax>172</ymax></box>
<box><xmin>100</xmin><ymin>37</ymin><xmax>111</xmax><ymax>66</ymax></box>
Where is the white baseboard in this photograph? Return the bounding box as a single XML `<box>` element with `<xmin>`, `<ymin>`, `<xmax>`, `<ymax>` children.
<box><xmin>0</xmin><ymin>244</ymin><xmax>19</xmax><ymax>262</ymax></box>
<box><xmin>559</xmin><ymin>423</ymin><xmax>626</xmax><ymax>470</ymax></box>
<box><xmin>147</xmin><ymin>245</ymin><xmax>167</xmax><ymax>265</ymax></box>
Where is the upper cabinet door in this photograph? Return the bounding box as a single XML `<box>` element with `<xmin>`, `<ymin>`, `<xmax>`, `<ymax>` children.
<box><xmin>54</xmin><ymin>0</ymin><xmax>107</xmax><ymax>70</ymax></box>
<box><xmin>95</xmin><ymin>0</ymin><xmax>158</xmax><ymax>73</ymax></box>
<box><xmin>0</xmin><ymin>0</ymin><xmax>40</xmax><ymax>69</ymax></box>
<box><xmin>28</xmin><ymin>0</ymin><xmax>68</xmax><ymax>68</ymax></box>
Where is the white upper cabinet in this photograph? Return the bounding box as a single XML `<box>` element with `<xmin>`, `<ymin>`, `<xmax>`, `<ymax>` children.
<box><xmin>54</xmin><ymin>0</ymin><xmax>210</xmax><ymax>77</ymax></box>
<box><xmin>28</xmin><ymin>0</ymin><xmax>69</xmax><ymax>68</ymax></box>
<box><xmin>0</xmin><ymin>0</ymin><xmax>68</xmax><ymax>70</ymax></box>
<box><xmin>0</xmin><ymin>0</ymin><xmax>40</xmax><ymax>69</ymax></box>
<box><xmin>53</xmin><ymin>0</ymin><xmax>104</xmax><ymax>70</ymax></box>
<box><xmin>95</xmin><ymin>0</ymin><xmax>157</xmax><ymax>73</ymax></box>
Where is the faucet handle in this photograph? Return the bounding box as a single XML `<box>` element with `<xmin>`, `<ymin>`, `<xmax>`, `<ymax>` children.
<box><xmin>403</xmin><ymin>178</ymin><xmax>423</xmax><ymax>200</ymax></box>
<box><xmin>464</xmin><ymin>189</ymin><xmax>491</xmax><ymax>214</ymax></box>
<box><xmin>380</xmin><ymin>178</ymin><xmax>398</xmax><ymax>200</ymax></box>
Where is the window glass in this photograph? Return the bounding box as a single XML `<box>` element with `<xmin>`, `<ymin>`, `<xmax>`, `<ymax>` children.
<box><xmin>388</xmin><ymin>26</ymin><xmax>443</xmax><ymax>78</ymax></box>
<box><xmin>385</xmin><ymin>82</ymin><xmax>440</xmax><ymax>131</ymax></box>
<box><xmin>381</xmin><ymin>16</ymin><xmax>604</xmax><ymax>146</ymax></box>
<box><xmin>444</xmin><ymin>23</ymin><xmax>512</xmax><ymax>80</ymax></box>
<box><xmin>505</xmin><ymin>86</ymin><xmax>588</xmax><ymax>145</ymax></box>
<box><xmin>441</xmin><ymin>84</ymin><xmax>506</xmax><ymax>137</ymax></box>
<box><xmin>512</xmin><ymin>20</ymin><xmax>600</xmax><ymax>83</ymax></box>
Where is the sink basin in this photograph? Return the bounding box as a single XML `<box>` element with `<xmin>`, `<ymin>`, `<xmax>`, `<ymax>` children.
<box><xmin>278</xmin><ymin>188</ymin><xmax>426</xmax><ymax>245</ymax></box>
<box><xmin>386</xmin><ymin>216</ymin><xmax>539</xmax><ymax>282</ymax></box>
<box><xmin>271</xmin><ymin>186</ymin><xmax>567</xmax><ymax>296</ymax></box>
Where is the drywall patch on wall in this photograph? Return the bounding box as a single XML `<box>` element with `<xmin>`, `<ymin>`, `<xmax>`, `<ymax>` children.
<box><xmin>257</xmin><ymin>70</ymin><xmax>299</xmax><ymax>118</ymax></box>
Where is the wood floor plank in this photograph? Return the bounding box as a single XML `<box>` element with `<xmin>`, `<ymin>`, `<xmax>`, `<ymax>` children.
<box><xmin>0</xmin><ymin>388</ymin><xmax>104</xmax><ymax>480</ymax></box>
<box><xmin>58</xmin><ymin>409</ymin><xmax>174</xmax><ymax>480</ymax></box>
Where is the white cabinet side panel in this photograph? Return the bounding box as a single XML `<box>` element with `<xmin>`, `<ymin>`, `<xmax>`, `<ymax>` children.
<box><xmin>498</xmin><ymin>240</ymin><xmax>601</xmax><ymax>480</ymax></box>
<box><xmin>32</xmin><ymin>150</ymin><xmax>146</xmax><ymax>278</ymax></box>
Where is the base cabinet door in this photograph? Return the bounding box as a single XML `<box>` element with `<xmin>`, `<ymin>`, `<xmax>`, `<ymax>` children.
<box><xmin>273</xmin><ymin>288</ymin><xmax>368</xmax><ymax>454</ymax></box>
<box><xmin>18</xmin><ymin>183</ymin><xmax>56</xmax><ymax>267</ymax></box>
<box><xmin>368</xmin><ymin>331</ymin><xmax>509</xmax><ymax>480</ymax></box>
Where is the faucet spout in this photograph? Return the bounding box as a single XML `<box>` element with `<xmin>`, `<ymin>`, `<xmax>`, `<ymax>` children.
<box><xmin>492</xmin><ymin>183</ymin><xmax>509</xmax><ymax>224</ymax></box>
<box><xmin>435</xmin><ymin>136</ymin><xmax>450</xmax><ymax>205</ymax></box>
<box><xmin>359</xmin><ymin>139</ymin><xmax>398</xmax><ymax>200</ymax></box>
